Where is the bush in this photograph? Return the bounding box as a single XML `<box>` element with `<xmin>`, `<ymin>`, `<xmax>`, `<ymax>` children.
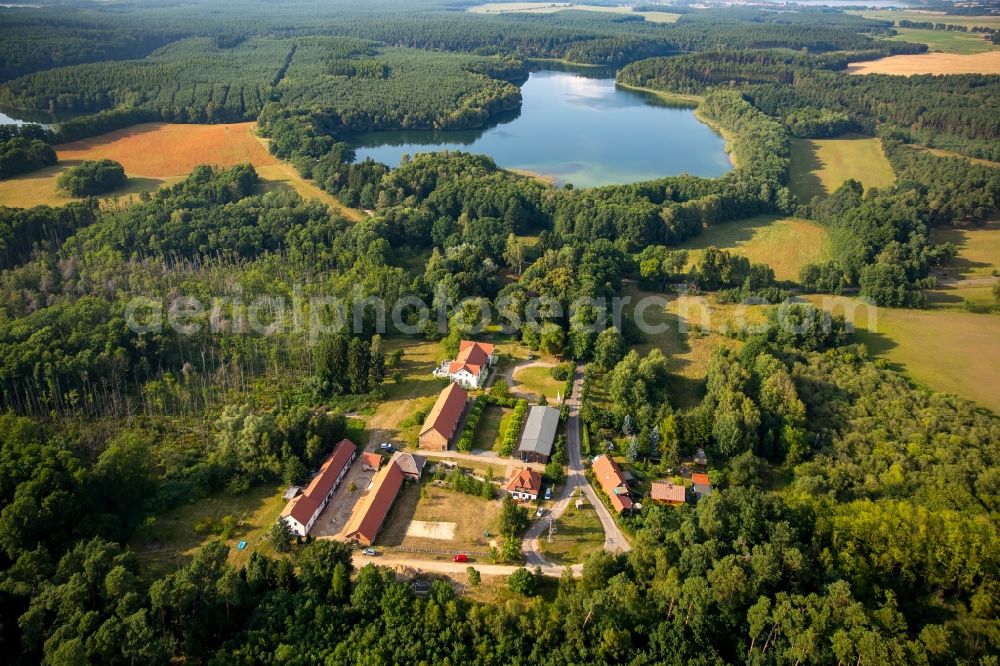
<box><xmin>507</xmin><ymin>567</ymin><xmax>536</xmax><ymax>595</ymax></box>
<box><xmin>56</xmin><ymin>158</ymin><xmax>126</xmax><ymax>196</ymax></box>
<box><xmin>447</xmin><ymin>469</ymin><xmax>494</xmax><ymax>499</ymax></box>
<box><xmin>550</xmin><ymin>361</ymin><xmax>574</xmax><ymax>382</ymax></box>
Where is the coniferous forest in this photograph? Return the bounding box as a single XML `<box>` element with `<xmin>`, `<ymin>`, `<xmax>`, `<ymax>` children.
<box><xmin>0</xmin><ymin>1</ymin><xmax>998</xmax><ymax>664</ymax></box>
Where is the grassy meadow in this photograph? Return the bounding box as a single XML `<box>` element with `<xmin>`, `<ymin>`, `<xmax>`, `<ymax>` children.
<box><xmin>675</xmin><ymin>215</ymin><xmax>831</xmax><ymax>282</ymax></box>
<box><xmin>789</xmin><ymin>134</ymin><xmax>895</xmax><ymax>202</ymax></box>
<box><xmin>809</xmin><ymin>295</ymin><xmax>1000</xmax><ymax>414</ymax></box>
<box><xmin>129</xmin><ymin>483</ymin><xmax>287</xmax><ymax>579</ymax></box>
<box><xmin>886</xmin><ymin>27</ymin><xmax>998</xmax><ymax>55</ymax></box>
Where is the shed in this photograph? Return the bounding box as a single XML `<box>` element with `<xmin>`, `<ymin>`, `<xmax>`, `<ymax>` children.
<box><xmin>518</xmin><ymin>405</ymin><xmax>561</xmax><ymax>464</ymax></box>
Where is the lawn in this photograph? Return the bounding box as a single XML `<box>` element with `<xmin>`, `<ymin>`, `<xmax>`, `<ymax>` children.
<box><xmin>128</xmin><ymin>483</ymin><xmax>287</xmax><ymax>578</ymax></box>
<box><xmin>808</xmin><ymin>295</ymin><xmax>1000</xmax><ymax>414</ymax></box>
<box><xmin>369</xmin><ymin>340</ymin><xmax>450</xmax><ymax>447</ymax></box>
<box><xmin>472</xmin><ymin>404</ymin><xmax>510</xmax><ymax>451</ymax></box>
<box><xmin>846</xmin><ymin>50</ymin><xmax>1000</xmax><ymax>75</ymax></box>
<box><xmin>675</xmin><ymin>215</ymin><xmax>832</xmax><ymax>282</ymax></box>
<box><xmin>376</xmin><ymin>481</ymin><xmax>503</xmax><ymax>556</ymax></box>
<box><xmin>538</xmin><ymin>501</ymin><xmax>605</xmax><ymax>564</ymax></box>
<box><xmin>789</xmin><ymin>134</ymin><xmax>895</xmax><ymax>202</ymax></box>
<box><xmin>512</xmin><ymin>363</ymin><xmax>564</xmax><ymax>402</ymax></box>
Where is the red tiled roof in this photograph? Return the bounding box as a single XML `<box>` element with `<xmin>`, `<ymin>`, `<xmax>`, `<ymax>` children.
<box><xmin>289</xmin><ymin>439</ymin><xmax>356</xmax><ymax>525</ymax></box>
<box><xmin>361</xmin><ymin>452</ymin><xmax>383</xmax><ymax>470</ymax></box>
<box><xmin>448</xmin><ymin>341</ymin><xmax>493</xmax><ymax>376</ymax></box>
<box><xmin>652</xmin><ymin>482</ymin><xmax>686</xmax><ymax>504</ymax></box>
<box><xmin>505</xmin><ymin>467</ymin><xmax>542</xmax><ymax>495</ymax></box>
<box><xmin>691</xmin><ymin>473</ymin><xmax>710</xmax><ymax>486</ymax></box>
<box><xmin>344</xmin><ymin>461</ymin><xmax>406</xmax><ymax>544</ymax></box>
<box><xmin>592</xmin><ymin>455</ymin><xmax>632</xmax><ymax>513</ymax></box>
<box><xmin>420</xmin><ymin>382</ymin><xmax>467</xmax><ymax>441</ymax></box>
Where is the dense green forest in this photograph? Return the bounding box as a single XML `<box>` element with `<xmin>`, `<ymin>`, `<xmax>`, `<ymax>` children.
<box><xmin>0</xmin><ymin>1</ymin><xmax>998</xmax><ymax>663</ymax></box>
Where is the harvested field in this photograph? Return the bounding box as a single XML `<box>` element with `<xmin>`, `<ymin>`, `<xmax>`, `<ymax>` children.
<box><xmin>56</xmin><ymin>122</ymin><xmax>276</xmax><ymax>176</ymax></box>
<box><xmin>846</xmin><ymin>50</ymin><xmax>1000</xmax><ymax>75</ymax></box>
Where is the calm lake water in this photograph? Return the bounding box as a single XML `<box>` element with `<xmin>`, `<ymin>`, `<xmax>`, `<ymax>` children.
<box><xmin>351</xmin><ymin>69</ymin><xmax>733</xmax><ymax>187</ymax></box>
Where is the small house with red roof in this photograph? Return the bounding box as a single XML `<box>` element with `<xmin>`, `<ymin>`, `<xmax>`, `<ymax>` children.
<box><xmin>651</xmin><ymin>481</ymin><xmax>687</xmax><ymax>507</ymax></box>
<box><xmin>505</xmin><ymin>467</ymin><xmax>542</xmax><ymax>501</ymax></box>
<box><xmin>691</xmin><ymin>472</ymin><xmax>712</xmax><ymax>499</ymax></box>
<box><xmin>280</xmin><ymin>439</ymin><xmax>357</xmax><ymax>536</ymax></box>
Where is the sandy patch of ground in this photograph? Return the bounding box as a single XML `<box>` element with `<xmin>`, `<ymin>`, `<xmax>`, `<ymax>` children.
<box><xmin>406</xmin><ymin>520</ymin><xmax>458</xmax><ymax>540</ymax></box>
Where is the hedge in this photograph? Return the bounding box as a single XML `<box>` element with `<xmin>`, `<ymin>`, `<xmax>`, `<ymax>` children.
<box><xmin>498</xmin><ymin>399</ymin><xmax>529</xmax><ymax>457</ymax></box>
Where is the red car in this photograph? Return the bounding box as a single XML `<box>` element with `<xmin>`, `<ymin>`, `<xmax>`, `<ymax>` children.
<box><xmin>452</xmin><ymin>554</ymin><xmax>468</xmax><ymax>563</ymax></box>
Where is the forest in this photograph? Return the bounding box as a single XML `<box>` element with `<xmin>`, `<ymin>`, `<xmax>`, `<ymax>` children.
<box><xmin>0</xmin><ymin>0</ymin><xmax>998</xmax><ymax>664</ymax></box>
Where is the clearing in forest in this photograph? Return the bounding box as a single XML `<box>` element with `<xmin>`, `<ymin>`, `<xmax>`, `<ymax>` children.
<box><xmin>809</xmin><ymin>295</ymin><xmax>1000</xmax><ymax>414</ymax></box>
<box><xmin>886</xmin><ymin>27</ymin><xmax>998</xmax><ymax>55</ymax></box>
<box><xmin>675</xmin><ymin>215</ymin><xmax>832</xmax><ymax>282</ymax></box>
<box><xmin>788</xmin><ymin>134</ymin><xmax>895</xmax><ymax>202</ymax></box>
<box><xmin>468</xmin><ymin>3</ymin><xmax>679</xmax><ymax>23</ymax></box>
<box><xmin>0</xmin><ymin>122</ymin><xmax>364</xmax><ymax>218</ymax></box>
<box><xmin>846</xmin><ymin>50</ymin><xmax>1000</xmax><ymax>75</ymax></box>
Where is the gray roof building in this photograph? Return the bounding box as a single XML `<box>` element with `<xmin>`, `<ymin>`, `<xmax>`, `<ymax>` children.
<box><xmin>518</xmin><ymin>406</ymin><xmax>561</xmax><ymax>463</ymax></box>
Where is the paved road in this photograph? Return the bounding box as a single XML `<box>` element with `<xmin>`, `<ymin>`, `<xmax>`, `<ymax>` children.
<box><xmin>522</xmin><ymin>365</ymin><xmax>630</xmax><ymax>567</ymax></box>
<box><xmin>354</xmin><ymin>553</ymin><xmax>582</xmax><ymax>578</ymax></box>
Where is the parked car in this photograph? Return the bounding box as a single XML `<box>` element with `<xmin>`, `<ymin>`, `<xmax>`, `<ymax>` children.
<box><xmin>452</xmin><ymin>553</ymin><xmax>468</xmax><ymax>563</ymax></box>
<box><xmin>544</xmin><ymin>487</ymin><xmax>552</xmax><ymax>500</ymax></box>
<box><xmin>379</xmin><ymin>442</ymin><xmax>394</xmax><ymax>451</ymax></box>
<box><xmin>536</xmin><ymin>507</ymin><xmax>545</xmax><ymax>517</ymax></box>
<box><xmin>362</xmin><ymin>548</ymin><xmax>377</xmax><ymax>556</ymax></box>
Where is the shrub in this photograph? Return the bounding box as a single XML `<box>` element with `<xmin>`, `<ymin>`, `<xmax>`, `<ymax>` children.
<box><xmin>507</xmin><ymin>567</ymin><xmax>536</xmax><ymax>595</ymax></box>
<box><xmin>56</xmin><ymin>158</ymin><xmax>127</xmax><ymax>196</ymax></box>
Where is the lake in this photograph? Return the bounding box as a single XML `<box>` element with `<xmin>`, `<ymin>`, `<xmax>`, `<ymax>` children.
<box><xmin>350</xmin><ymin>69</ymin><xmax>733</xmax><ymax>188</ymax></box>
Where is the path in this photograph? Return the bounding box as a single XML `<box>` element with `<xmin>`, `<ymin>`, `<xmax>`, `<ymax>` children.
<box><xmin>522</xmin><ymin>365</ymin><xmax>630</xmax><ymax>568</ymax></box>
<box><xmin>354</xmin><ymin>552</ymin><xmax>583</xmax><ymax>579</ymax></box>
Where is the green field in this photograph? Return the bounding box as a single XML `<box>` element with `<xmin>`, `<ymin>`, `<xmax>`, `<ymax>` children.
<box><xmin>886</xmin><ymin>27</ymin><xmax>997</xmax><ymax>55</ymax></box>
<box><xmin>789</xmin><ymin>134</ymin><xmax>896</xmax><ymax>202</ymax></box>
<box><xmin>537</xmin><ymin>500</ymin><xmax>605</xmax><ymax>564</ymax></box>
<box><xmin>675</xmin><ymin>215</ymin><xmax>832</xmax><ymax>282</ymax></box>
<box><xmin>851</xmin><ymin>10</ymin><xmax>1000</xmax><ymax>30</ymax></box>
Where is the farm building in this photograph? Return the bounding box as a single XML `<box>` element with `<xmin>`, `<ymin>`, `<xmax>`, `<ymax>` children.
<box><xmin>592</xmin><ymin>455</ymin><xmax>634</xmax><ymax>514</ymax></box>
<box><xmin>505</xmin><ymin>467</ymin><xmax>542</xmax><ymax>501</ymax></box>
<box><xmin>651</xmin><ymin>481</ymin><xmax>687</xmax><ymax>507</ymax></box>
<box><xmin>280</xmin><ymin>439</ymin><xmax>357</xmax><ymax>536</ymax></box>
<box><xmin>518</xmin><ymin>405</ymin><xmax>560</xmax><ymax>464</ymax></box>
<box><xmin>432</xmin><ymin>340</ymin><xmax>496</xmax><ymax>389</ymax></box>
<box><xmin>390</xmin><ymin>451</ymin><xmax>426</xmax><ymax>480</ymax></box>
<box><xmin>343</xmin><ymin>460</ymin><xmax>407</xmax><ymax>546</ymax></box>
<box><xmin>419</xmin><ymin>382</ymin><xmax>468</xmax><ymax>451</ymax></box>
